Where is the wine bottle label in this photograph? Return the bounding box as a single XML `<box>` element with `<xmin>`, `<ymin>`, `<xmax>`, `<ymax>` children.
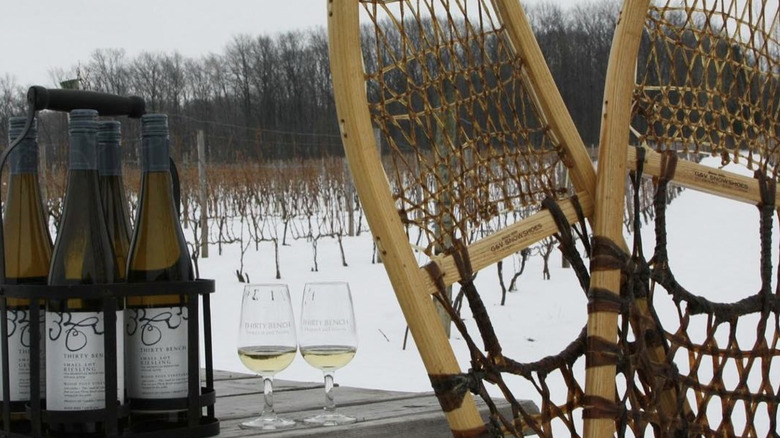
<box><xmin>0</xmin><ymin>310</ymin><xmax>46</xmax><ymax>401</ymax></box>
<box><xmin>126</xmin><ymin>306</ymin><xmax>189</xmax><ymax>399</ymax></box>
<box><xmin>45</xmin><ymin>311</ymin><xmax>125</xmax><ymax>411</ymax></box>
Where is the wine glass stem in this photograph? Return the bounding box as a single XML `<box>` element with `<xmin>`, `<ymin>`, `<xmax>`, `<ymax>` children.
<box><xmin>323</xmin><ymin>372</ymin><xmax>336</xmax><ymax>412</ymax></box>
<box><xmin>262</xmin><ymin>376</ymin><xmax>276</xmax><ymax>417</ymax></box>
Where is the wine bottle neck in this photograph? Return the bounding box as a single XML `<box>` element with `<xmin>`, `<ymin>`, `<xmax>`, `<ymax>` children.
<box><xmin>98</xmin><ymin>142</ymin><xmax>122</xmax><ymax>176</ymax></box>
<box><xmin>8</xmin><ymin>117</ymin><xmax>38</xmax><ymax>175</ymax></box>
<box><xmin>9</xmin><ymin>139</ymin><xmax>39</xmax><ymax>175</ymax></box>
<box><xmin>69</xmin><ymin>132</ymin><xmax>98</xmax><ymax>171</ymax></box>
<box><xmin>142</xmin><ymin>136</ymin><xmax>170</xmax><ymax>173</ymax></box>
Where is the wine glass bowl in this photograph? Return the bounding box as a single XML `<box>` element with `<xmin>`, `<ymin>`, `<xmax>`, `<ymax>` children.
<box><xmin>236</xmin><ymin>284</ymin><xmax>298</xmax><ymax>430</ymax></box>
<box><xmin>299</xmin><ymin>281</ymin><xmax>358</xmax><ymax>426</ymax></box>
<box><xmin>237</xmin><ymin>345</ymin><xmax>296</xmax><ymax>376</ymax></box>
<box><xmin>300</xmin><ymin>345</ymin><xmax>356</xmax><ymax>372</ymax></box>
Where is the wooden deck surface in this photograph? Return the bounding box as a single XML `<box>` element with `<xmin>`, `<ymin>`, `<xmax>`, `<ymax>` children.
<box><xmin>212</xmin><ymin>370</ymin><xmax>538</xmax><ymax>437</ymax></box>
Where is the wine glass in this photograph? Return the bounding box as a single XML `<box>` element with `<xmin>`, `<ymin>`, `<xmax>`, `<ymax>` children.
<box><xmin>299</xmin><ymin>281</ymin><xmax>358</xmax><ymax>426</ymax></box>
<box><xmin>237</xmin><ymin>284</ymin><xmax>298</xmax><ymax>429</ymax></box>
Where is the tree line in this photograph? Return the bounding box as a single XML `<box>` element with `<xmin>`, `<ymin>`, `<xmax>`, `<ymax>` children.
<box><xmin>0</xmin><ymin>1</ymin><xmax>619</xmax><ymax>166</ymax></box>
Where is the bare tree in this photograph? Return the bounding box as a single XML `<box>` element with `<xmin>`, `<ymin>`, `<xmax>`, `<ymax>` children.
<box><xmin>0</xmin><ymin>74</ymin><xmax>26</xmax><ymax>142</ymax></box>
<box><xmin>85</xmin><ymin>48</ymin><xmax>130</xmax><ymax>95</ymax></box>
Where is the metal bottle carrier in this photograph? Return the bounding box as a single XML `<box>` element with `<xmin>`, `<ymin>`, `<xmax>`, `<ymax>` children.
<box><xmin>0</xmin><ymin>87</ymin><xmax>219</xmax><ymax>437</ymax></box>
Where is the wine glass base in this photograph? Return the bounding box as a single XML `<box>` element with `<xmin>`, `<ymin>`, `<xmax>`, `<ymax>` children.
<box><xmin>303</xmin><ymin>412</ymin><xmax>357</xmax><ymax>426</ymax></box>
<box><xmin>239</xmin><ymin>415</ymin><xmax>296</xmax><ymax>430</ymax></box>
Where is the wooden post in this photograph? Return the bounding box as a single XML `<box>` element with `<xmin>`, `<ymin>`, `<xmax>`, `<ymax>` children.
<box><xmin>561</xmin><ymin>164</ymin><xmax>571</xmax><ymax>269</ymax></box>
<box><xmin>197</xmin><ymin>130</ymin><xmax>209</xmax><ymax>258</ymax></box>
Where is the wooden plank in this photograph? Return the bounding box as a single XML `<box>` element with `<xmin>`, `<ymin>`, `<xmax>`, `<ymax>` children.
<box><xmin>215</xmin><ymin>378</ymin><xmax>322</xmax><ymax>398</ymax></box>
<box><xmin>211</xmin><ymin>370</ymin><xmax>256</xmax><ymax>382</ymax></box>
<box><xmin>216</xmin><ymin>392</ymin><xmax>538</xmax><ymax>437</ymax></box>
<box><xmin>207</xmin><ymin>371</ymin><xmax>541</xmax><ymax>436</ymax></box>
<box><xmin>216</xmin><ymin>385</ymin><xmax>429</xmax><ymax>421</ymax></box>
<box><xmin>217</xmin><ymin>393</ymin><xmax>444</xmax><ymax>438</ymax></box>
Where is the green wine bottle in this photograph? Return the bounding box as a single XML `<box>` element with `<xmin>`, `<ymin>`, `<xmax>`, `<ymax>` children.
<box><xmin>46</xmin><ymin>109</ymin><xmax>124</xmax><ymax>436</ymax></box>
<box><xmin>126</xmin><ymin>114</ymin><xmax>194</xmax><ymax>430</ymax></box>
<box><xmin>98</xmin><ymin>121</ymin><xmax>132</xmax><ymax>281</ymax></box>
<box><xmin>2</xmin><ymin>117</ymin><xmax>51</xmax><ymax>432</ymax></box>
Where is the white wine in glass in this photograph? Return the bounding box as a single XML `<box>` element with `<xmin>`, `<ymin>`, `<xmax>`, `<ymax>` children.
<box><xmin>299</xmin><ymin>282</ymin><xmax>358</xmax><ymax>426</ymax></box>
<box><xmin>237</xmin><ymin>284</ymin><xmax>298</xmax><ymax>429</ymax></box>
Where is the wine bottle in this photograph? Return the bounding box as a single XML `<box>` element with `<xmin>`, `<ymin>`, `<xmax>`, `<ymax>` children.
<box><xmin>2</xmin><ymin>117</ymin><xmax>52</xmax><ymax>431</ymax></box>
<box><xmin>46</xmin><ymin>109</ymin><xmax>124</xmax><ymax>435</ymax></box>
<box><xmin>97</xmin><ymin>121</ymin><xmax>132</xmax><ymax>281</ymax></box>
<box><xmin>126</xmin><ymin>114</ymin><xmax>193</xmax><ymax>429</ymax></box>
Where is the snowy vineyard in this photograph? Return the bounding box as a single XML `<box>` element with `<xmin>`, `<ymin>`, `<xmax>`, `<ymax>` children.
<box><xmin>37</xmin><ymin>154</ymin><xmax>683</xmax><ymax>294</ymax></box>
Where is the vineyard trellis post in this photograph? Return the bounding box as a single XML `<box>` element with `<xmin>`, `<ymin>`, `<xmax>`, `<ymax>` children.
<box><xmin>198</xmin><ymin>129</ymin><xmax>209</xmax><ymax>258</ymax></box>
<box><xmin>560</xmin><ymin>164</ymin><xmax>571</xmax><ymax>269</ymax></box>
<box><xmin>373</xmin><ymin>126</ymin><xmax>383</xmax><ymax>263</ymax></box>
<box><xmin>344</xmin><ymin>158</ymin><xmax>355</xmax><ymax>237</ymax></box>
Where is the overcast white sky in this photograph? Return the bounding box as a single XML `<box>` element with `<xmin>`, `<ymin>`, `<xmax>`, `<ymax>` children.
<box><xmin>1</xmin><ymin>0</ymin><xmax>579</xmax><ymax>88</ymax></box>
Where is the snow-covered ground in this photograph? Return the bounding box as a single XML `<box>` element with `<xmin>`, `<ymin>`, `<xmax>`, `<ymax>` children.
<box><xmin>200</xmin><ymin>157</ymin><xmax>777</xmax><ymax>434</ymax></box>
